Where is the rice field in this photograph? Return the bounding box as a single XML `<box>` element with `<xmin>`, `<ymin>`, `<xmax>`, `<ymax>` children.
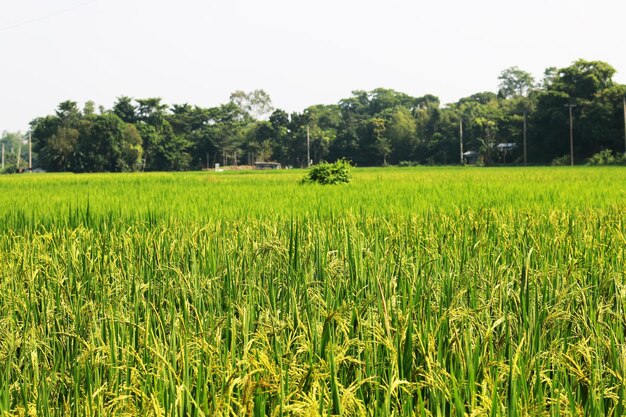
<box><xmin>1</xmin><ymin>166</ymin><xmax>625</xmax><ymax>416</ymax></box>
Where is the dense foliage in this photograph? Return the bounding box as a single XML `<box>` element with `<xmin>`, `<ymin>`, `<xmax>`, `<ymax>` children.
<box><xmin>4</xmin><ymin>59</ymin><xmax>625</xmax><ymax>172</ymax></box>
<box><xmin>586</xmin><ymin>149</ymin><xmax>626</xmax><ymax>165</ymax></box>
<box><xmin>1</xmin><ymin>168</ymin><xmax>625</xmax><ymax>416</ymax></box>
<box><xmin>301</xmin><ymin>159</ymin><xmax>352</xmax><ymax>185</ymax></box>
<box><xmin>0</xmin><ymin>131</ymin><xmax>29</xmax><ymax>173</ymax></box>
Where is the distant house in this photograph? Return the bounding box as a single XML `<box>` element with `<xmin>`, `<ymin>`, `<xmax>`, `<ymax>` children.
<box><xmin>496</xmin><ymin>143</ymin><xmax>518</xmax><ymax>164</ymax></box>
<box><xmin>254</xmin><ymin>162</ymin><xmax>281</xmax><ymax>170</ymax></box>
<box><xmin>463</xmin><ymin>151</ymin><xmax>479</xmax><ymax>164</ymax></box>
<box><xmin>496</xmin><ymin>143</ymin><xmax>517</xmax><ymax>152</ymax></box>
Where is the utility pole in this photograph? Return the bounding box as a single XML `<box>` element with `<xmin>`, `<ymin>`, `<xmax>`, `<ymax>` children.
<box><xmin>1</xmin><ymin>143</ymin><xmax>4</xmax><ymax>170</ymax></box>
<box><xmin>306</xmin><ymin>124</ymin><xmax>311</xmax><ymax>167</ymax></box>
<box><xmin>623</xmin><ymin>97</ymin><xmax>626</xmax><ymax>156</ymax></box>
<box><xmin>523</xmin><ymin>111</ymin><xmax>527</xmax><ymax>166</ymax></box>
<box><xmin>17</xmin><ymin>141</ymin><xmax>21</xmax><ymax>171</ymax></box>
<box><xmin>565</xmin><ymin>103</ymin><xmax>576</xmax><ymax>166</ymax></box>
<box><xmin>28</xmin><ymin>131</ymin><xmax>32</xmax><ymax>172</ymax></box>
<box><xmin>459</xmin><ymin>119</ymin><xmax>464</xmax><ymax>164</ymax></box>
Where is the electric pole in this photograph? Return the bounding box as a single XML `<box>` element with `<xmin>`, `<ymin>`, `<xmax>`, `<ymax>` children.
<box><xmin>17</xmin><ymin>141</ymin><xmax>21</xmax><ymax>171</ymax></box>
<box><xmin>28</xmin><ymin>131</ymin><xmax>32</xmax><ymax>172</ymax></box>
<box><xmin>459</xmin><ymin>119</ymin><xmax>464</xmax><ymax>164</ymax></box>
<box><xmin>523</xmin><ymin>111</ymin><xmax>527</xmax><ymax>166</ymax></box>
<box><xmin>623</xmin><ymin>97</ymin><xmax>626</xmax><ymax>156</ymax></box>
<box><xmin>565</xmin><ymin>103</ymin><xmax>576</xmax><ymax>166</ymax></box>
<box><xmin>306</xmin><ymin>125</ymin><xmax>311</xmax><ymax>167</ymax></box>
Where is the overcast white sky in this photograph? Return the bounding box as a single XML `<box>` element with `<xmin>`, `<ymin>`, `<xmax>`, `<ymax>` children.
<box><xmin>1</xmin><ymin>0</ymin><xmax>625</xmax><ymax>132</ymax></box>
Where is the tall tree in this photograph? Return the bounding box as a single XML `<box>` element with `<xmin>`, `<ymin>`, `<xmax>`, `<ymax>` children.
<box><xmin>113</xmin><ymin>96</ymin><xmax>138</xmax><ymax>124</ymax></box>
<box><xmin>78</xmin><ymin>113</ymin><xmax>143</xmax><ymax>172</ymax></box>
<box><xmin>552</xmin><ymin>59</ymin><xmax>616</xmax><ymax>100</ymax></box>
<box><xmin>268</xmin><ymin>109</ymin><xmax>291</xmax><ymax>164</ymax></box>
<box><xmin>134</xmin><ymin>98</ymin><xmax>191</xmax><ymax>171</ymax></box>
<box><xmin>532</xmin><ymin>60</ymin><xmax>622</xmax><ymax>163</ymax></box>
<box><xmin>0</xmin><ymin>131</ymin><xmax>28</xmax><ymax>171</ymax></box>
<box><xmin>498</xmin><ymin>67</ymin><xmax>535</xmax><ymax>98</ymax></box>
<box><xmin>229</xmin><ymin>89</ymin><xmax>274</xmax><ymax>120</ymax></box>
<box><xmin>369</xmin><ymin>117</ymin><xmax>390</xmax><ymax>165</ymax></box>
<box><xmin>55</xmin><ymin>100</ymin><xmax>81</xmax><ymax>127</ymax></box>
<box><xmin>386</xmin><ymin>107</ymin><xmax>418</xmax><ymax>164</ymax></box>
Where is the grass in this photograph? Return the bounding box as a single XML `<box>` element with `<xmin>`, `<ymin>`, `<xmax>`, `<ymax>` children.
<box><xmin>0</xmin><ymin>166</ymin><xmax>625</xmax><ymax>416</ymax></box>
<box><xmin>1</xmin><ymin>167</ymin><xmax>625</xmax><ymax>227</ymax></box>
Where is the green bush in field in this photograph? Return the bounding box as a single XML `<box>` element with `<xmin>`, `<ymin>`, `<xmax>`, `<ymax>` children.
<box><xmin>301</xmin><ymin>159</ymin><xmax>352</xmax><ymax>185</ymax></box>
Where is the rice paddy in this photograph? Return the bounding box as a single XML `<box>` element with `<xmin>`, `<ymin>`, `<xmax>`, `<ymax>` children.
<box><xmin>1</xmin><ymin>167</ymin><xmax>625</xmax><ymax>416</ymax></box>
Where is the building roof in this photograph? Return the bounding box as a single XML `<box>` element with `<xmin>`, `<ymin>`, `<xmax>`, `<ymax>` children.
<box><xmin>496</xmin><ymin>143</ymin><xmax>517</xmax><ymax>151</ymax></box>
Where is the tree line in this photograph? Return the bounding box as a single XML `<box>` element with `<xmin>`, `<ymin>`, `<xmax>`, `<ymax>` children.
<box><xmin>3</xmin><ymin>59</ymin><xmax>625</xmax><ymax>173</ymax></box>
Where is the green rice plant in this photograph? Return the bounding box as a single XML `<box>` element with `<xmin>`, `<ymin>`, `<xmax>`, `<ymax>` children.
<box><xmin>0</xmin><ymin>167</ymin><xmax>624</xmax><ymax>416</ymax></box>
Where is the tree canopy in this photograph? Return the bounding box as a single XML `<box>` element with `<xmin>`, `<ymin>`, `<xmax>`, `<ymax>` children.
<box><xmin>20</xmin><ymin>60</ymin><xmax>626</xmax><ymax>173</ymax></box>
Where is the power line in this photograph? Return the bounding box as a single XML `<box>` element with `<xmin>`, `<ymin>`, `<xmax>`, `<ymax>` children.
<box><xmin>0</xmin><ymin>0</ymin><xmax>98</xmax><ymax>32</ymax></box>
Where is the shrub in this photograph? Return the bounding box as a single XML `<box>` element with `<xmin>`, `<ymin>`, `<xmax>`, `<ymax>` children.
<box><xmin>551</xmin><ymin>155</ymin><xmax>570</xmax><ymax>166</ymax></box>
<box><xmin>0</xmin><ymin>164</ymin><xmax>18</xmax><ymax>175</ymax></box>
<box><xmin>301</xmin><ymin>159</ymin><xmax>352</xmax><ymax>185</ymax></box>
<box><xmin>586</xmin><ymin>149</ymin><xmax>626</xmax><ymax>166</ymax></box>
